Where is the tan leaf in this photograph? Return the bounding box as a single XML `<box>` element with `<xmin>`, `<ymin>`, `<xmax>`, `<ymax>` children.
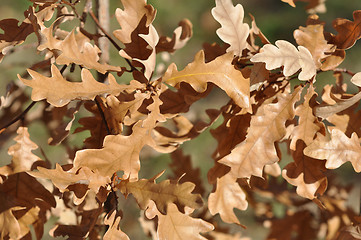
<box><xmin>304</xmin><ymin>129</ymin><xmax>361</xmax><ymax>172</ymax></box>
<box><xmin>281</xmin><ymin>0</ymin><xmax>296</xmax><ymax>7</ymax></box>
<box><xmin>29</xmin><ymin>163</ymin><xmax>110</xmax><ymax>199</ymax></box>
<box><xmin>145</xmin><ymin>201</ymin><xmax>214</xmax><ymax>240</ymax></box>
<box><xmin>19</xmin><ymin>65</ymin><xmax>125</xmax><ymax>107</ymax></box>
<box><xmin>113</xmin><ymin>0</ymin><xmax>156</xmax><ymax>44</ymax></box>
<box><xmin>56</xmin><ymin>30</ymin><xmax>122</xmax><ymax>74</ymax></box>
<box><xmin>331</xmin><ymin>10</ymin><xmax>361</xmax><ymax>50</ymax></box>
<box><xmin>103</xmin><ymin>211</ymin><xmax>130</xmax><ymax>240</ymax></box>
<box><xmin>290</xmin><ymin>85</ymin><xmax>324</xmax><ymax>150</ymax></box>
<box><xmin>315</xmin><ymin>91</ymin><xmax>361</xmax><ymax>119</ymax></box>
<box><xmin>208</xmin><ymin>174</ymin><xmax>248</xmax><ymax>225</ymax></box>
<box><xmin>283</xmin><ymin>140</ymin><xmax>327</xmax><ymax>199</ymax></box>
<box><xmin>250</xmin><ymin>40</ymin><xmax>317</xmax><ymax>80</ymax></box>
<box><xmin>117</xmin><ymin>174</ymin><xmax>202</xmax><ymax>214</ymax></box>
<box><xmin>0</xmin><ymin>127</ymin><xmax>41</xmax><ymax>178</ymax></box>
<box><xmin>163</xmin><ymin>51</ymin><xmax>250</xmax><ymax>109</ymax></box>
<box><xmin>73</xmin><ymin>95</ymin><xmax>164</xmax><ymax>180</ymax></box>
<box><xmin>294</xmin><ymin>23</ymin><xmax>335</xmax><ymax>67</ymax></box>
<box><xmin>211</xmin><ymin>0</ymin><xmax>250</xmax><ymax>56</ymax></box>
<box><xmin>0</xmin><ymin>207</ymin><xmax>26</xmax><ymax>239</ymax></box>
<box><xmin>219</xmin><ymin>86</ymin><xmax>302</xmax><ymax>178</ymax></box>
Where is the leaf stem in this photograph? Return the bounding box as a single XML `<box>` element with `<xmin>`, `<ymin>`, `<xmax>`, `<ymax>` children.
<box><xmin>0</xmin><ymin>101</ymin><xmax>37</xmax><ymax>133</ymax></box>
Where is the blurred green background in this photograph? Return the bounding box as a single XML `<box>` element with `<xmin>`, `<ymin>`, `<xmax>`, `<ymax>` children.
<box><xmin>1</xmin><ymin>0</ymin><xmax>361</xmax><ymax>239</ymax></box>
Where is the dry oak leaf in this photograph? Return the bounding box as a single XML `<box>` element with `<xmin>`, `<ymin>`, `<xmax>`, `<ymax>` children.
<box><xmin>211</xmin><ymin>0</ymin><xmax>250</xmax><ymax>56</ymax></box>
<box><xmin>289</xmin><ymin>84</ymin><xmax>324</xmax><ymax>150</ymax></box>
<box><xmin>304</xmin><ymin>129</ymin><xmax>361</xmax><ymax>172</ymax></box>
<box><xmin>163</xmin><ymin>50</ymin><xmax>250</xmax><ymax>109</ymax></box>
<box><xmin>281</xmin><ymin>0</ymin><xmax>296</xmax><ymax>7</ymax></box>
<box><xmin>332</xmin><ymin>10</ymin><xmax>361</xmax><ymax>50</ymax></box>
<box><xmin>0</xmin><ymin>206</ymin><xmax>39</xmax><ymax>240</ymax></box>
<box><xmin>56</xmin><ymin>30</ymin><xmax>122</xmax><ymax>74</ymax></box>
<box><xmin>0</xmin><ymin>127</ymin><xmax>41</xmax><ymax>180</ymax></box>
<box><xmin>113</xmin><ymin>0</ymin><xmax>156</xmax><ymax>44</ymax></box>
<box><xmin>250</xmin><ymin>40</ymin><xmax>317</xmax><ymax>81</ymax></box>
<box><xmin>29</xmin><ymin>163</ymin><xmax>110</xmax><ymax>201</ymax></box>
<box><xmin>282</xmin><ymin>140</ymin><xmax>327</xmax><ymax>199</ymax></box>
<box><xmin>219</xmin><ymin>86</ymin><xmax>302</xmax><ymax>179</ymax></box>
<box><xmin>117</xmin><ymin>175</ymin><xmax>203</xmax><ymax>215</ymax></box>
<box><xmin>145</xmin><ymin>201</ymin><xmax>214</xmax><ymax>240</ymax></box>
<box><xmin>120</xmin><ymin>24</ymin><xmax>159</xmax><ymax>80</ymax></box>
<box><xmin>19</xmin><ymin>65</ymin><xmax>125</xmax><ymax>107</ymax></box>
<box><xmin>208</xmin><ymin>173</ymin><xmax>248</xmax><ymax>225</ymax></box>
<box><xmin>103</xmin><ymin>211</ymin><xmax>130</xmax><ymax>240</ymax></box>
<box><xmin>73</xmin><ymin>95</ymin><xmax>165</xmax><ymax>180</ymax></box>
<box><xmin>294</xmin><ymin>23</ymin><xmax>335</xmax><ymax>68</ymax></box>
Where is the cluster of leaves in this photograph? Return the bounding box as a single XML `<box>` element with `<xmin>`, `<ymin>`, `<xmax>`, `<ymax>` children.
<box><xmin>1</xmin><ymin>0</ymin><xmax>361</xmax><ymax>239</ymax></box>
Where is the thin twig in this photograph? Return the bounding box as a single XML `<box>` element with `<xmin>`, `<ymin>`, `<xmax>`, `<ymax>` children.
<box><xmin>88</xmin><ymin>10</ymin><xmax>137</xmax><ymax>72</ymax></box>
<box><xmin>334</xmin><ymin>68</ymin><xmax>356</xmax><ymax>77</ymax></box>
<box><xmin>0</xmin><ymin>101</ymin><xmax>37</xmax><ymax>133</ymax></box>
<box><xmin>94</xmin><ymin>96</ymin><xmax>111</xmax><ymax>135</ymax></box>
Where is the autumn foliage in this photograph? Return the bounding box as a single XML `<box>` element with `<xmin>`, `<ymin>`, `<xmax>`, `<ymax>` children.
<box><xmin>1</xmin><ymin>0</ymin><xmax>361</xmax><ymax>239</ymax></box>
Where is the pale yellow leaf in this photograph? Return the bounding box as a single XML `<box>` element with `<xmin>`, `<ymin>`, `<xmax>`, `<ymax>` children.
<box><xmin>19</xmin><ymin>65</ymin><xmax>125</xmax><ymax>107</ymax></box>
<box><xmin>163</xmin><ymin>51</ymin><xmax>250</xmax><ymax>109</ymax></box>
<box><xmin>304</xmin><ymin>129</ymin><xmax>361</xmax><ymax>172</ymax></box>
<box><xmin>250</xmin><ymin>40</ymin><xmax>317</xmax><ymax>80</ymax></box>
<box><xmin>351</xmin><ymin>72</ymin><xmax>361</xmax><ymax>87</ymax></box>
<box><xmin>208</xmin><ymin>174</ymin><xmax>247</xmax><ymax>224</ymax></box>
<box><xmin>145</xmin><ymin>201</ymin><xmax>214</xmax><ymax>240</ymax></box>
<box><xmin>113</xmin><ymin>0</ymin><xmax>156</xmax><ymax>44</ymax></box>
<box><xmin>211</xmin><ymin>0</ymin><xmax>250</xmax><ymax>56</ymax></box>
<box><xmin>219</xmin><ymin>86</ymin><xmax>302</xmax><ymax>178</ymax></box>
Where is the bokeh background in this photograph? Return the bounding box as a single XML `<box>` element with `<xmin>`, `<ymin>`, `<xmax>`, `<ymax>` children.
<box><xmin>1</xmin><ymin>0</ymin><xmax>361</xmax><ymax>239</ymax></box>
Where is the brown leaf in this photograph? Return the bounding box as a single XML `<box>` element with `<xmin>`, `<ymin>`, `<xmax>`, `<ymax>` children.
<box><xmin>145</xmin><ymin>201</ymin><xmax>214</xmax><ymax>240</ymax></box>
<box><xmin>19</xmin><ymin>65</ymin><xmax>125</xmax><ymax>107</ymax></box>
<box><xmin>0</xmin><ymin>172</ymin><xmax>56</xmax><ymax>213</ymax></box>
<box><xmin>117</xmin><ymin>173</ymin><xmax>203</xmax><ymax>214</ymax></box>
<box><xmin>332</xmin><ymin>10</ymin><xmax>361</xmax><ymax>50</ymax></box>
<box><xmin>156</xmin><ymin>19</ymin><xmax>193</xmax><ymax>53</ymax></box>
<box><xmin>219</xmin><ymin>86</ymin><xmax>302</xmax><ymax>179</ymax></box>
<box><xmin>163</xmin><ymin>51</ymin><xmax>250</xmax><ymax>109</ymax></box>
